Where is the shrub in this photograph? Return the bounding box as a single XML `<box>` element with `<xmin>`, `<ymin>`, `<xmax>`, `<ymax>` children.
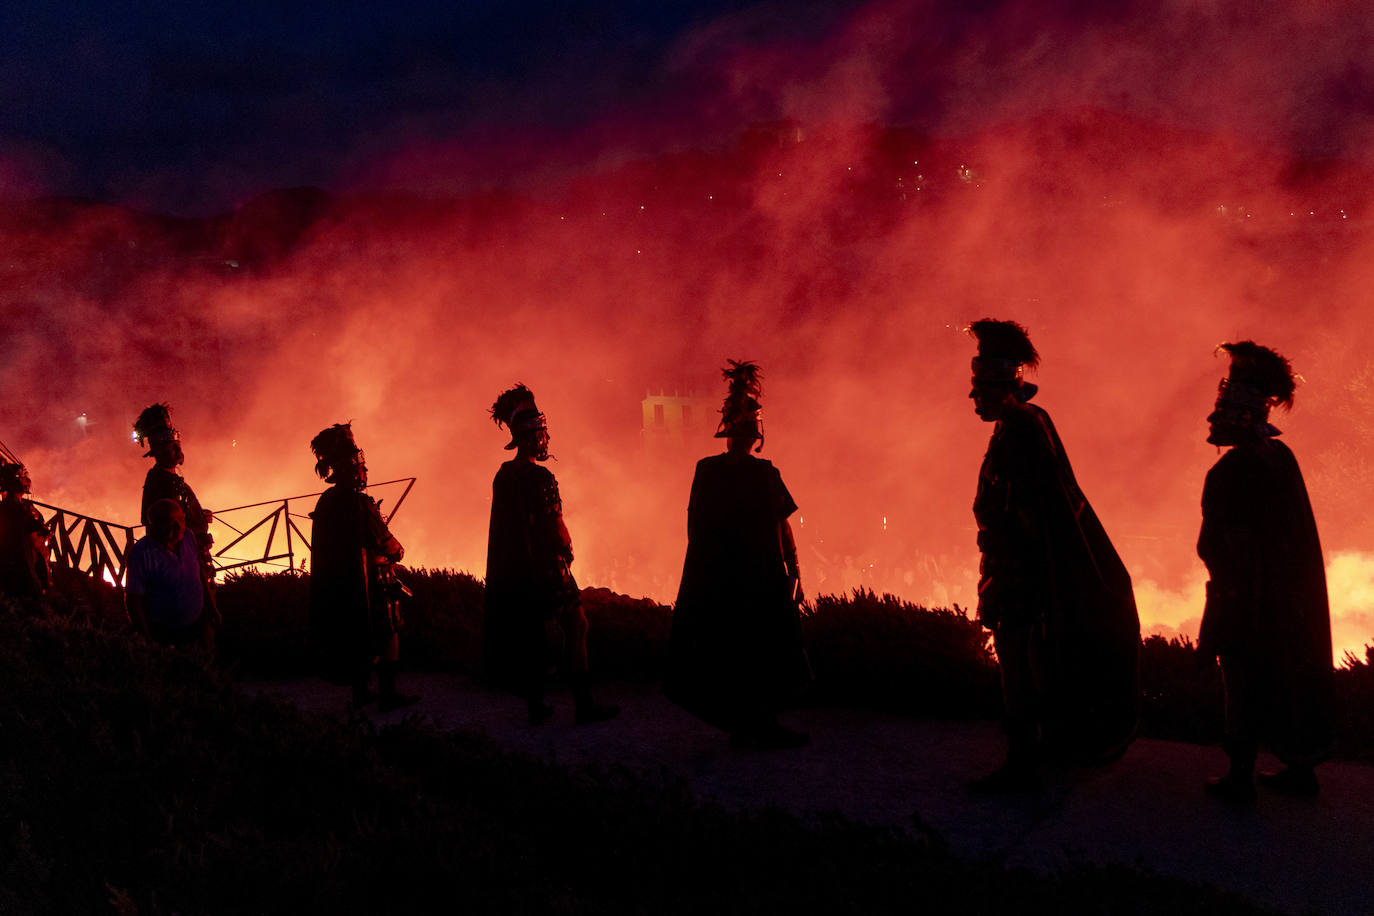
<box><xmin>802</xmin><ymin>589</ymin><xmax>1001</xmax><ymax>718</ymax></box>
<box><xmin>0</xmin><ymin>601</ymin><xmax>1279</xmax><ymax>915</ymax></box>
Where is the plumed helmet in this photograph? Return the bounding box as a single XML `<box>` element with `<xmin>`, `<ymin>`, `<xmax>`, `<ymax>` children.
<box><xmin>490</xmin><ymin>385</ymin><xmax>547</xmax><ymax>450</ymax></box>
<box><xmin>967</xmin><ymin>318</ymin><xmax>1039</xmax><ymax>401</ymax></box>
<box><xmin>714</xmin><ymin>359</ymin><xmax>764</xmax><ymax>447</ymax></box>
<box><xmin>1211</xmin><ymin>341</ymin><xmax>1297</xmax><ymax>438</ymax></box>
<box><xmin>0</xmin><ymin>460</ymin><xmax>29</xmax><ymax>495</ymax></box>
<box><xmin>132</xmin><ymin>403</ymin><xmax>178</xmax><ymax>457</ymax></box>
<box><xmin>310</xmin><ymin>422</ymin><xmax>360</xmax><ymax>481</ymax></box>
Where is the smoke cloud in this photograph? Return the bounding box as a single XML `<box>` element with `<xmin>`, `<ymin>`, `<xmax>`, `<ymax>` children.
<box><xmin>2</xmin><ymin>0</ymin><xmax>1372</xmax><ymax>661</ymax></box>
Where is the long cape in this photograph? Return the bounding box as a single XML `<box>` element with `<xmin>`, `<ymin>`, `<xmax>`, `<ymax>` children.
<box><xmin>664</xmin><ymin>453</ymin><xmax>810</xmax><ymax>732</ymax></box>
<box><xmin>979</xmin><ymin>404</ymin><xmax>1141</xmax><ymax>762</ymax></box>
<box><xmin>309</xmin><ymin>485</ymin><xmax>393</xmax><ymax>681</ymax></box>
<box><xmin>1198</xmin><ymin>438</ymin><xmax>1333</xmax><ymax>764</ymax></box>
<box><xmin>482</xmin><ymin>460</ymin><xmax>576</xmax><ymax>690</ymax></box>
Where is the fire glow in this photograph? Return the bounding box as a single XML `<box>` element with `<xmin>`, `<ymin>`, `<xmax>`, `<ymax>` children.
<box><xmin>2</xmin><ymin>0</ymin><xmax>1372</xmax><ymax>662</ymax></box>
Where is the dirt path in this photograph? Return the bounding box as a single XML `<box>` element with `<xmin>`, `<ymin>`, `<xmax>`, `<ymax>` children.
<box><xmin>243</xmin><ymin>672</ymin><xmax>1374</xmax><ymax>916</ymax></box>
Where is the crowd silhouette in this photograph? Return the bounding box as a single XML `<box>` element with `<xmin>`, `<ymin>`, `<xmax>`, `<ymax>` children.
<box><xmin>0</xmin><ymin>323</ymin><xmax>1336</xmax><ymax>801</ymax></box>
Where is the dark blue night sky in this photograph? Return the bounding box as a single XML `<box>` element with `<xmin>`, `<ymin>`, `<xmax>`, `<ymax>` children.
<box><xmin>1</xmin><ymin>0</ymin><xmax>869</xmax><ymax>212</ymax></box>
<box><xmin>3</xmin><ymin>0</ymin><xmax>1371</xmax><ymax>213</ymax></box>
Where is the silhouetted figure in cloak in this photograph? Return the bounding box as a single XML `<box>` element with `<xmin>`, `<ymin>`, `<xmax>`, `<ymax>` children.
<box><xmin>133</xmin><ymin>404</ymin><xmax>220</xmax><ymax>648</ymax></box>
<box><xmin>0</xmin><ymin>460</ymin><xmax>50</xmax><ymax>601</ymax></box>
<box><xmin>664</xmin><ymin>361</ymin><xmax>811</xmax><ymax>749</ymax></box>
<box><xmin>484</xmin><ymin>386</ymin><xmax>618</xmax><ymax>725</ymax></box>
<box><xmin>967</xmin><ymin>320</ymin><xmax>1140</xmax><ymax>792</ymax></box>
<box><xmin>1198</xmin><ymin>342</ymin><xmax>1333</xmax><ymax>803</ymax></box>
<box><xmin>308</xmin><ymin>423</ymin><xmax>419</xmax><ymax>711</ymax></box>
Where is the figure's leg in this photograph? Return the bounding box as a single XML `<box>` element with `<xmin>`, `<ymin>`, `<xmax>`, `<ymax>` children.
<box><xmin>1206</xmin><ymin>657</ymin><xmax>1258</xmax><ymax>803</ymax></box>
<box><xmin>971</xmin><ymin>622</ymin><xmax>1041</xmax><ymax>793</ymax></box>
<box><xmin>378</xmin><ymin>630</ymin><xmax>420</xmax><ymax>712</ymax></box>
<box><xmin>557</xmin><ymin>602</ymin><xmax>618</xmax><ymax>725</ymax></box>
<box><xmin>1259</xmin><ymin>673</ymin><xmax>1320</xmax><ymax>798</ymax></box>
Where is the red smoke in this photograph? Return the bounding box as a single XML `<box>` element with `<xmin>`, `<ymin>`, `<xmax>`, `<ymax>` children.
<box><xmin>3</xmin><ymin>0</ymin><xmax>1372</xmax><ymax>659</ymax></box>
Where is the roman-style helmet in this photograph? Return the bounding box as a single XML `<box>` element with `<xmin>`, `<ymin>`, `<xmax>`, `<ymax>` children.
<box><xmin>1210</xmin><ymin>340</ymin><xmax>1296</xmax><ymax>438</ymax></box>
<box><xmin>967</xmin><ymin>318</ymin><xmax>1040</xmax><ymax>402</ymax></box>
<box><xmin>133</xmin><ymin>403</ymin><xmax>179</xmax><ymax>457</ymax></box>
<box><xmin>0</xmin><ymin>460</ymin><xmax>30</xmax><ymax>496</ymax></box>
<box><xmin>714</xmin><ymin>359</ymin><xmax>764</xmax><ymax>449</ymax></box>
<box><xmin>490</xmin><ymin>385</ymin><xmax>547</xmax><ymax>451</ymax></box>
<box><xmin>310</xmin><ymin>422</ymin><xmax>361</xmax><ymax>482</ymax></box>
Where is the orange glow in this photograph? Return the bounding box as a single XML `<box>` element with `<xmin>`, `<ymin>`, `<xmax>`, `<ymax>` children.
<box><xmin>3</xmin><ymin>1</ymin><xmax>1373</xmax><ymax>664</ymax></box>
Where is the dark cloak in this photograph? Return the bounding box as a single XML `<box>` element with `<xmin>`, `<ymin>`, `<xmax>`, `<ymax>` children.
<box><xmin>0</xmin><ymin>499</ymin><xmax>49</xmax><ymax>599</ymax></box>
<box><xmin>483</xmin><ymin>460</ymin><xmax>579</xmax><ymax>690</ymax></box>
<box><xmin>309</xmin><ymin>485</ymin><xmax>401</xmax><ymax>682</ymax></box>
<box><xmin>664</xmin><ymin>452</ymin><xmax>810</xmax><ymax>732</ymax></box>
<box><xmin>142</xmin><ymin>466</ymin><xmax>211</xmax><ymax>549</ymax></box>
<box><xmin>1197</xmin><ymin>437</ymin><xmax>1333</xmax><ymax>764</ymax></box>
<box><xmin>974</xmin><ymin>402</ymin><xmax>1140</xmax><ymax>762</ymax></box>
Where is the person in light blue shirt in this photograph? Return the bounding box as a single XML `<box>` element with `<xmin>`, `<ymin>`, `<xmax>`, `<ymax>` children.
<box><xmin>126</xmin><ymin>498</ymin><xmax>205</xmax><ymax>649</ymax></box>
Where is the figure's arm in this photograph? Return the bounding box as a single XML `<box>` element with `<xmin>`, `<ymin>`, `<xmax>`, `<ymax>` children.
<box><xmin>125</xmin><ymin>591</ymin><xmax>150</xmax><ymax>638</ymax></box>
<box><xmin>535</xmin><ymin>472</ymin><xmax>573</xmax><ymax>563</ymax></box>
<box><xmin>362</xmin><ymin>496</ymin><xmax>404</xmax><ymax>564</ymax></box>
<box><xmin>779</xmin><ymin>517</ymin><xmax>802</xmax><ymax>602</ymax></box>
<box><xmin>975</xmin><ymin>418</ymin><xmax>1054</xmax><ymax>626</ymax></box>
<box><xmin>553</xmin><ymin>514</ymin><xmax>573</xmax><ymax>563</ymax></box>
<box><xmin>1196</xmin><ymin>463</ymin><xmax>1255</xmax><ymax>659</ymax></box>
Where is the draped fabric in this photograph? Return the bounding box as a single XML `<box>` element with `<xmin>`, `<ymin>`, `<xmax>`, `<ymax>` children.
<box><xmin>0</xmin><ymin>499</ymin><xmax>49</xmax><ymax>599</ymax></box>
<box><xmin>664</xmin><ymin>453</ymin><xmax>810</xmax><ymax>732</ymax></box>
<box><xmin>1198</xmin><ymin>438</ymin><xmax>1333</xmax><ymax>765</ymax></box>
<box><xmin>483</xmin><ymin>460</ymin><xmax>578</xmax><ymax>690</ymax></box>
<box><xmin>974</xmin><ymin>402</ymin><xmax>1140</xmax><ymax>762</ymax></box>
<box><xmin>309</xmin><ymin>486</ymin><xmax>401</xmax><ymax>682</ymax></box>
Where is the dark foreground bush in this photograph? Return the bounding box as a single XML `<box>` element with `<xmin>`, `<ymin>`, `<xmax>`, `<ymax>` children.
<box><xmin>215</xmin><ymin>572</ymin><xmax>999</xmax><ymax>716</ymax></box>
<box><xmin>211</xmin><ymin>570</ymin><xmax>1374</xmax><ymax>759</ymax></box>
<box><xmin>802</xmin><ymin>589</ymin><xmax>1001</xmax><ymax>718</ymax></box>
<box><xmin>0</xmin><ymin>602</ymin><xmax>1279</xmax><ymax>916</ymax></box>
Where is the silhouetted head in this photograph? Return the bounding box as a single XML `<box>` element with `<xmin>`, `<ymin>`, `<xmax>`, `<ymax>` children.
<box><xmin>967</xmin><ymin>319</ymin><xmax>1039</xmax><ymax>423</ymax></box>
<box><xmin>1207</xmin><ymin>341</ymin><xmax>1295</xmax><ymax>446</ymax></box>
<box><xmin>311</xmin><ymin>422</ymin><xmax>367</xmax><ymax>487</ymax></box>
<box><xmin>0</xmin><ymin>461</ymin><xmax>31</xmax><ymax>498</ymax></box>
<box><xmin>715</xmin><ymin>360</ymin><xmax>764</xmax><ymax>452</ymax></box>
<box><xmin>491</xmin><ymin>385</ymin><xmax>550</xmax><ymax>460</ymax></box>
<box><xmin>147</xmin><ymin>498</ymin><xmax>186</xmax><ymax>550</ymax></box>
<box><xmin>133</xmin><ymin>402</ymin><xmax>184</xmax><ymax>467</ymax></box>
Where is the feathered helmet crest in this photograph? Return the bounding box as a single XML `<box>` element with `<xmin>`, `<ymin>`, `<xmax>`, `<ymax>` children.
<box><xmin>967</xmin><ymin>319</ymin><xmax>1039</xmax><ymax>401</ymax></box>
<box><xmin>0</xmin><ymin>460</ymin><xmax>29</xmax><ymax>495</ymax></box>
<box><xmin>715</xmin><ymin>359</ymin><xmax>764</xmax><ymax>448</ymax></box>
<box><xmin>1211</xmin><ymin>341</ymin><xmax>1297</xmax><ymax>438</ymax></box>
<box><xmin>490</xmin><ymin>385</ymin><xmax>547</xmax><ymax>450</ymax></box>
<box><xmin>310</xmin><ymin>422</ymin><xmax>361</xmax><ymax>481</ymax></box>
<box><xmin>133</xmin><ymin>403</ymin><xmax>179</xmax><ymax>457</ymax></box>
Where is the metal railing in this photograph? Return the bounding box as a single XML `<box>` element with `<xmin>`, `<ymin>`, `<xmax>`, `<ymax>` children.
<box><xmin>210</xmin><ymin>477</ymin><xmax>416</xmax><ymax>574</ymax></box>
<box><xmin>31</xmin><ymin>476</ymin><xmax>416</xmax><ymax>586</ymax></box>
<box><xmin>32</xmin><ymin>502</ymin><xmax>135</xmax><ymax>587</ymax></box>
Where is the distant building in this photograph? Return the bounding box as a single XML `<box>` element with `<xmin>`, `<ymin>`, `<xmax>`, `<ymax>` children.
<box><xmin>641</xmin><ymin>390</ymin><xmax>714</xmax><ymax>447</ymax></box>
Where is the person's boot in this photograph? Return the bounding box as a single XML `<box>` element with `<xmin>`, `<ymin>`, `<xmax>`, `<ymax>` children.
<box><xmin>970</xmin><ymin>726</ymin><xmax>1040</xmax><ymax>794</ymax></box>
<box><xmin>377</xmin><ymin>661</ymin><xmax>420</xmax><ymax>712</ymax></box>
<box><xmin>527</xmin><ymin>696</ymin><xmax>555</xmax><ymax>725</ymax></box>
<box><xmin>569</xmin><ymin>671</ymin><xmax>619</xmax><ymax>725</ymax></box>
<box><xmin>1258</xmin><ymin>765</ymin><xmax>1319</xmax><ymax>799</ymax></box>
<box><xmin>351</xmin><ymin>672</ymin><xmax>378</xmax><ymax>709</ymax></box>
<box><xmin>1206</xmin><ymin>743</ymin><xmax>1257</xmax><ymax>804</ymax></box>
<box><xmin>525</xmin><ymin>671</ymin><xmax>555</xmax><ymax>724</ymax></box>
